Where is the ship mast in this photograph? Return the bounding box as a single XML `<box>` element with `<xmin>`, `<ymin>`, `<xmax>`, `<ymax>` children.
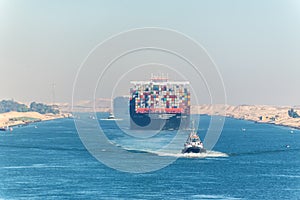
<box><xmin>191</xmin><ymin>120</ymin><xmax>195</xmax><ymax>132</ymax></box>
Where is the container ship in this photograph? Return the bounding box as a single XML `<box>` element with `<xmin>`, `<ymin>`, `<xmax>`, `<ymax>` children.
<box><xmin>129</xmin><ymin>74</ymin><xmax>190</xmax><ymax>130</ymax></box>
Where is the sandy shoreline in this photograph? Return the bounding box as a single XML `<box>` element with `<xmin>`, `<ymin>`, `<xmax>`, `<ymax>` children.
<box><xmin>192</xmin><ymin>104</ymin><xmax>300</xmax><ymax>130</ymax></box>
<box><xmin>0</xmin><ymin>111</ymin><xmax>70</xmax><ymax>128</ymax></box>
<box><xmin>2</xmin><ymin>105</ymin><xmax>299</xmax><ymax>130</ymax></box>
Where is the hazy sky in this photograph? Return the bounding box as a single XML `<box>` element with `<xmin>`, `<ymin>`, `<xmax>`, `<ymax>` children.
<box><xmin>1</xmin><ymin>0</ymin><xmax>300</xmax><ymax>106</ymax></box>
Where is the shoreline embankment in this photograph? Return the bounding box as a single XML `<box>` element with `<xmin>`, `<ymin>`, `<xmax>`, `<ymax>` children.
<box><xmin>191</xmin><ymin>104</ymin><xmax>300</xmax><ymax>130</ymax></box>
<box><xmin>2</xmin><ymin>104</ymin><xmax>299</xmax><ymax>131</ymax></box>
<box><xmin>0</xmin><ymin>111</ymin><xmax>71</xmax><ymax>129</ymax></box>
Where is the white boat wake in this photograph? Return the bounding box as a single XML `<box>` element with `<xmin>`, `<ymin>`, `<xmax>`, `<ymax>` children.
<box><xmin>99</xmin><ymin>118</ymin><xmax>123</xmax><ymax>121</ymax></box>
<box><xmin>123</xmin><ymin>147</ymin><xmax>228</xmax><ymax>158</ymax></box>
<box><xmin>154</xmin><ymin>150</ymin><xmax>229</xmax><ymax>158</ymax></box>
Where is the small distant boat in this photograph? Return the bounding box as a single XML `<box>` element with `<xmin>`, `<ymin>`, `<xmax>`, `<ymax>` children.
<box><xmin>0</xmin><ymin>127</ymin><xmax>8</xmax><ymax>131</ymax></box>
<box><xmin>182</xmin><ymin>121</ymin><xmax>206</xmax><ymax>154</ymax></box>
<box><xmin>89</xmin><ymin>115</ymin><xmax>96</xmax><ymax>120</ymax></box>
<box><xmin>0</xmin><ymin>126</ymin><xmax>13</xmax><ymax>132</ymax></box>
<box><xmin>108</xmin><ymin>113</ymin><xmax>115</xmax><ymax>119</ymax></box>
<box><xmin>100</xmin><ymin>113</ymin><xmax>123</xmax><ymax>121</ymax></box>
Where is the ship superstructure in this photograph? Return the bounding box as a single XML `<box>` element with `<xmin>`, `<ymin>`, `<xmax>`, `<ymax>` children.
<box><xmin>182</xmin><ymin>121</ymin><xmax>206</xmax><ymax>154</ymax></box>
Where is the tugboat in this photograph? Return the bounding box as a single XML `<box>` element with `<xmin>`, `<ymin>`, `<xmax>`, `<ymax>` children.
<box><xmin>107</xmin><ymin>113</ymin><xmax>115</xmax><ymax>119</ymax></box>
<box><xmin>182</xmin><ymin>121</ymin><xmax>206</xmax><ymax>153</ymax></box>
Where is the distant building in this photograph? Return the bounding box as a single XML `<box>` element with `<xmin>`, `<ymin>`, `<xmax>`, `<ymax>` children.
<box><xmin>288</xmin><ymin>108</ymin><xmax>300</xmax><ymax>118</ymax></box>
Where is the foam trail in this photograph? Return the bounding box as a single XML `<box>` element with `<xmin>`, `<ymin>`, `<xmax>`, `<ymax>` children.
<box><xmin>114</xmin><ymin>141</ymin><xmax>229</xmax><ymax>158</ymax></box>
<box><xmin>154</xmin><ymin>150</ymin><xmax>228</xmax><ymax>158</ymax></box>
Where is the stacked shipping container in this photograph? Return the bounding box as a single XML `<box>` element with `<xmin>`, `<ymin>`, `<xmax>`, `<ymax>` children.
<box><xmin>130</xmin><ymin>77</ymin><xmax>190</xmax><ymax>114</ymax></box>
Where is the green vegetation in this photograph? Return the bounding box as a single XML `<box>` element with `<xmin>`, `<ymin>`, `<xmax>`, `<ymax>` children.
<box><xmin>30</xmin><ymin>102</ymin><xmax>59</xmax><ymax>114</ymax></box>
<box><xmin>0</xmin><ymin>100</ymin><xmax>28</xmax><ymax>113</ymax></box>
<box><xmin>0</xmin><ymin>100</ymin><xmax>59</xmax><ymax>114</ymax></box>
